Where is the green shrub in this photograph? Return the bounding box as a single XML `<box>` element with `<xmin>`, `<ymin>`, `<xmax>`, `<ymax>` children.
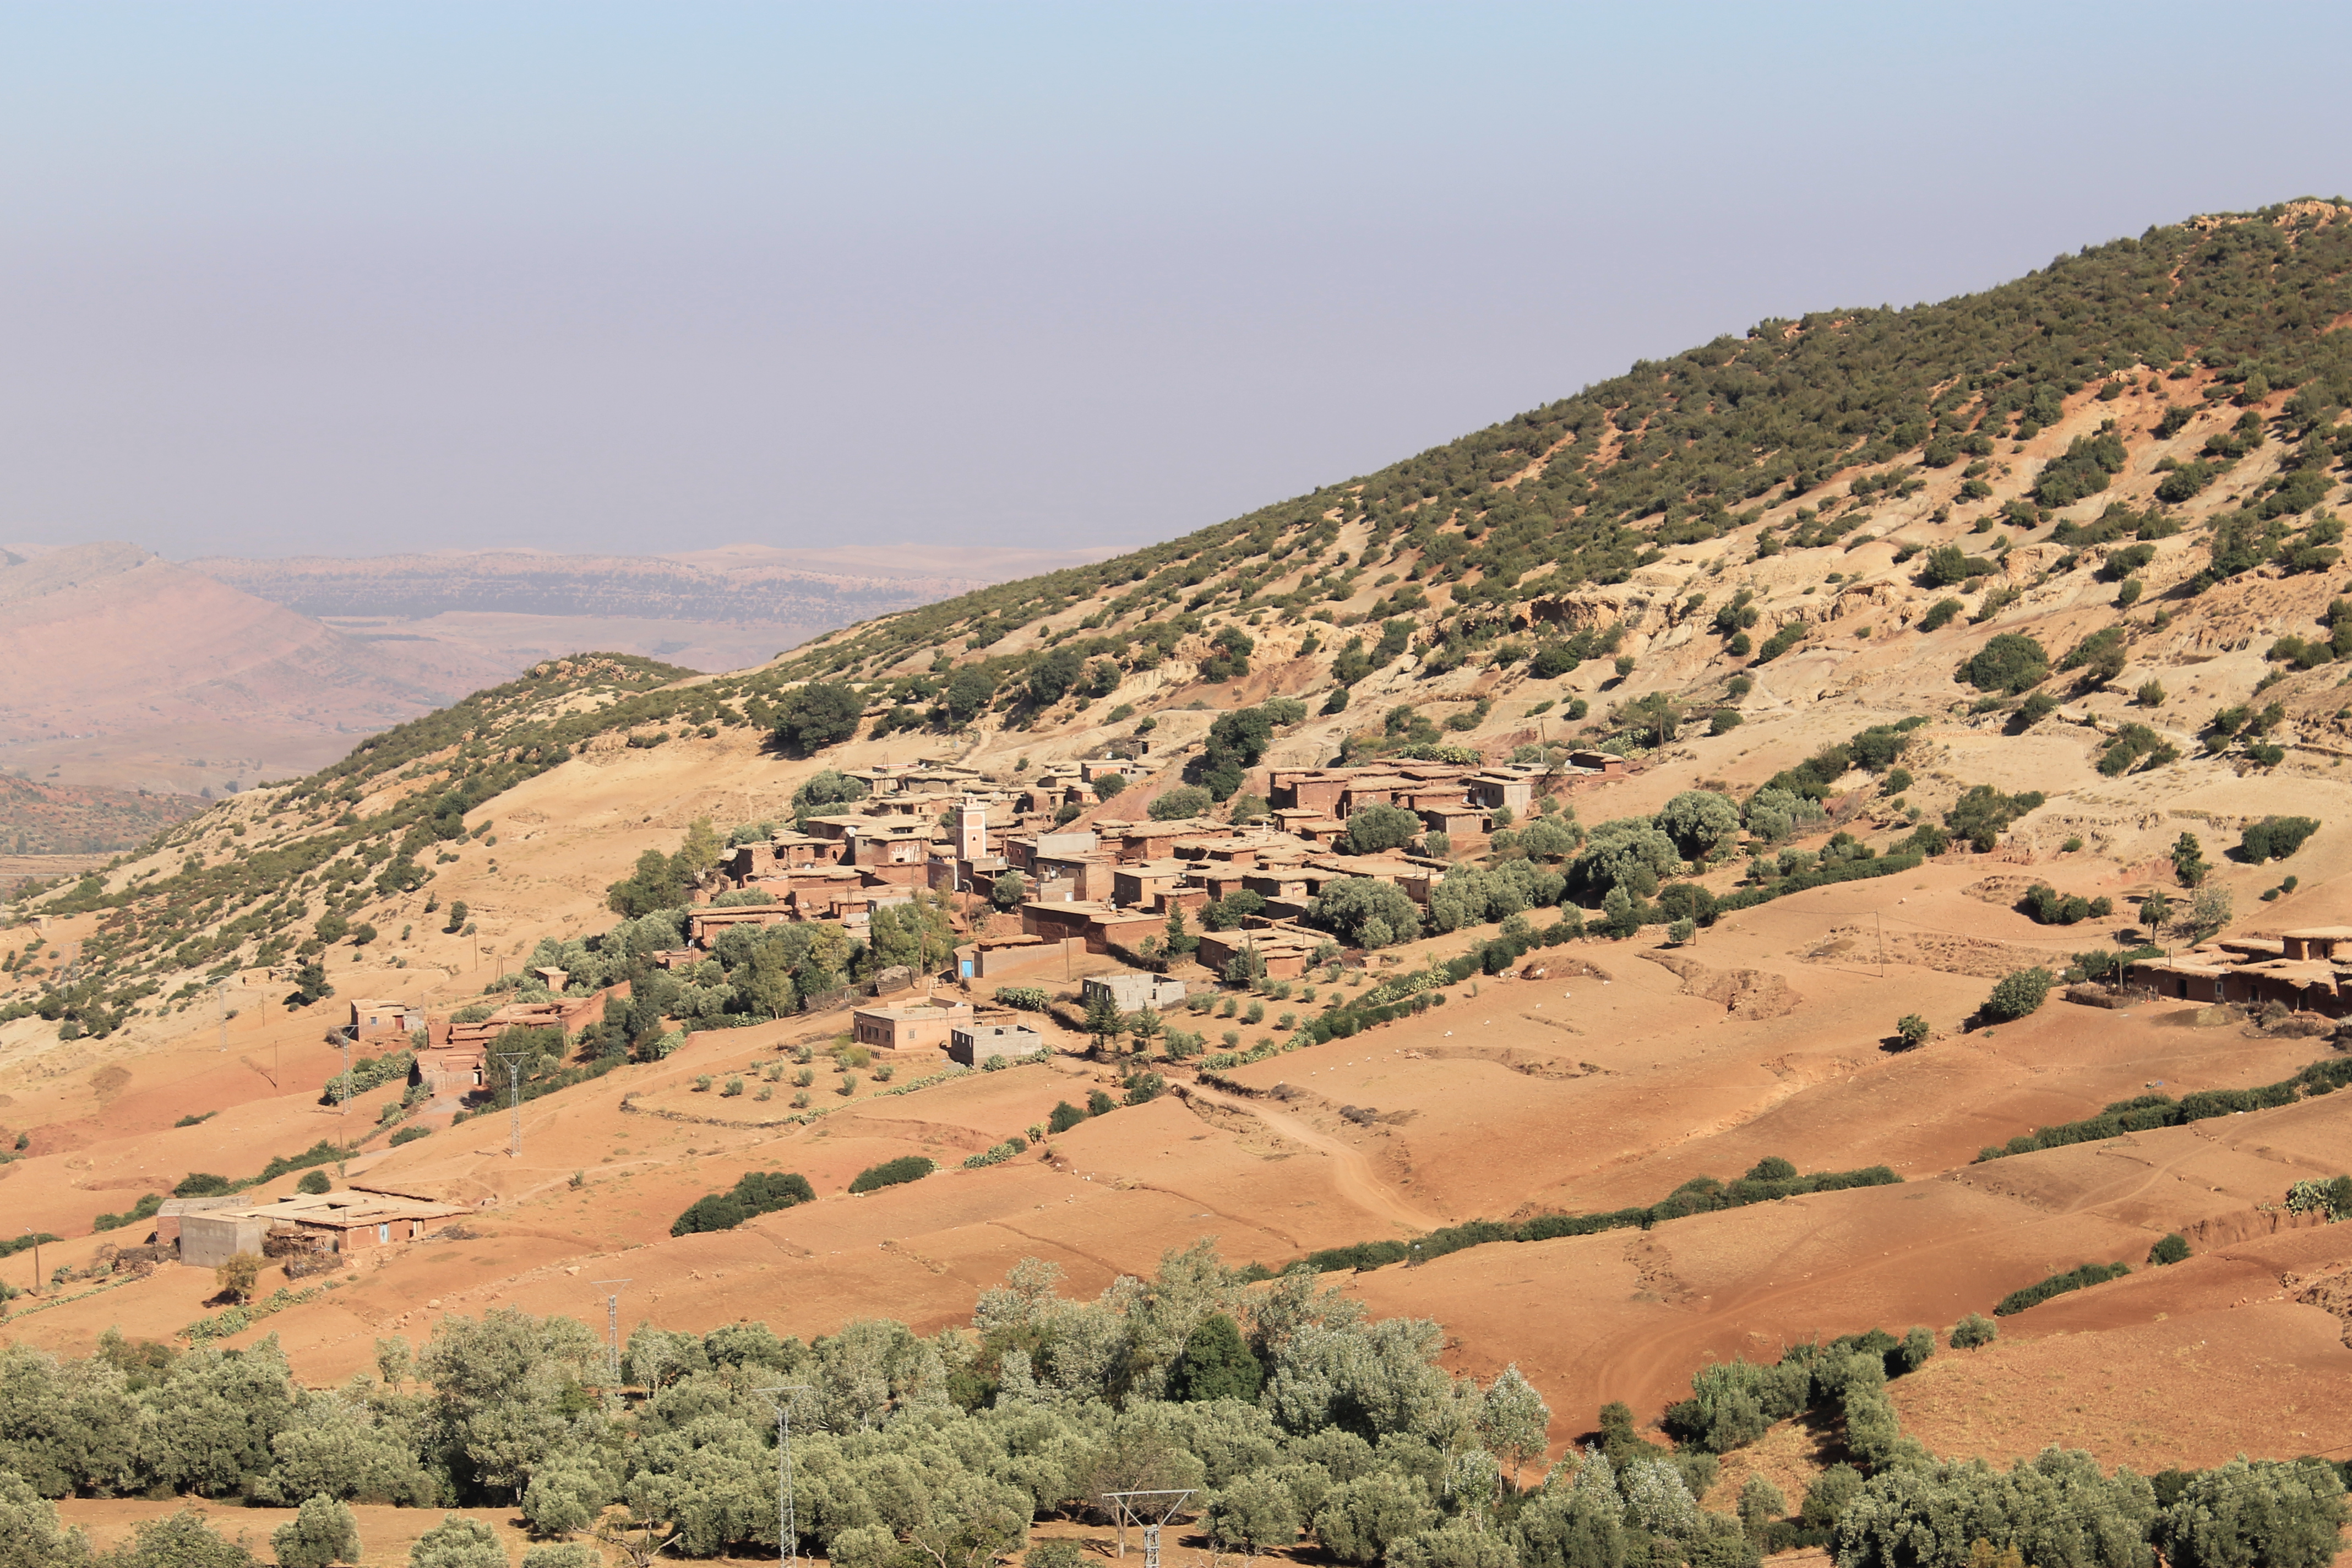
<box><xmin>1917</xmin><ymin>598</ymin><xmax>1964</xmax><ymax>632</ymax></box>
<box><xmin>273</xmin><ymin>1494</ymin><xmax>362</xmax><ymax>1568</ymax></box>
<box><xmin>1949</xmin><ymin>1312</ymin><xmax>1997</xmax><ymax>1349</ymax></box>
<box><xmin>849</xmin><ymin>1156</ymin><xmax>935</xmax><ymax>1194</ymax></box>
<box><xmin>1921</xmin><ymin>546</ymin><xmax>1996</xmax><ymax>587</ymax></box>
<box><xmin>1983</xmin><ymin>967</ymin><xmax>2053</xmax><ymax>1022</ymax></box>
<box><xmin>1963</xmin><ymin>633</ymin><xmax>2050</xmax><ymax>694</ymax></box>
<box><xmin>2148</xmin><ymin>1233</ymin><xmax>2190</xmax><ymax>1266</ymax></box>
<box><xmin>2241</xmin><ymin>815</ymin><xmax>2320</xmax><ymax>864</ymax></box>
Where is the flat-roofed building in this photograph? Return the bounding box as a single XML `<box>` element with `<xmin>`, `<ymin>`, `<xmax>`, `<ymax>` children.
<box><xmin>178</xmin><ymin>1189</ymin><xmax>468</xmax><ymax>1267</ymax></box>
<box><xmin>347</xmin><ymin>998</ymin><xmax>423</xmax><ymax>1043</ymax></box>
<box><xmin>1195</xmin><ymin>925</ymin><xmax>1325</xmax><ymax>980</ymax></box>
<box><xmin>851</xmin><ymin>1000</ymin><xmax>974</xmax><ymax>1052</ymax></box>
<box><xmin>950</xmin><ymin>1023</ymin><xmax>1047</xmax><ymax>1066</ymax></box>
<box><xmin>1081</xmin><ymin>971</ymin><xmax>1188</xmax><ymax>1012</ymax></box>
<box><xmin>2281</xmin><ymin>927</ymin><xmax>2352</xmax><ymax>961</ymax></box>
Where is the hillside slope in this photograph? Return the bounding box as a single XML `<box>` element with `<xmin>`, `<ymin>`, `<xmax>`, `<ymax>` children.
<box><xmin>6</xmin><ymin>202</ymin><xmax>2352</xmax><ymax>1498</ymax></box>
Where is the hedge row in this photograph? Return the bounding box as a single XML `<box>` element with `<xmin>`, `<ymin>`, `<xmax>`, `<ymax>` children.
<box><xmin>1978</xmin><ymin>1053</ymin><xmax>2352</xmax><ymax>1161</ymax></box>
<box><xmin>1994</xmin><ymin>1260</ymin><xmax>2131</xmax><ymax>1316</ymax></box>
<box><xmin>1302</xmin><ymin>1161</ymin><xmax>1901</xmax><ymax>1274</ymax></box>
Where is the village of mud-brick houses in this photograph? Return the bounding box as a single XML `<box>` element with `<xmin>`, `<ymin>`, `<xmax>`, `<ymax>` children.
<box><xmin>344</xmin><ymin>751</ymin><xmax>1624</xmax><ymax>1114</ymax></box>
<box><xmin>142</xmin><ymin>754</ymin><xmax>1615</xmax><ymax>1272</ymax></box>
<box><xmin>357</xmin><ymin>745</ymin><xmax>2352</xmax><ymax>1117</ymax></box>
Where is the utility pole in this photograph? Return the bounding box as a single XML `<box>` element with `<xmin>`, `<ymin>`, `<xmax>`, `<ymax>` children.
<box><xmin>593</xmin><ymin>1278</ymin><xmax>631</xmax><ymax>1391</ymax></box>
<box><xmin>1101</xmin><ymin>1490</ymin><xmax>1194</xmax><ymax>1568</ymax></box>
<box><xmin>754</xmin><ymin>1385</ymin><xmax>814</xmax><ymax>1568</ymax></box>
<box><xmin>494</xmin><ymin>1052</ymin><xmax>527</xmax><ymax>1158</ymax></box>
<box><xmin>22</xmin><ymin>1228</ymin><xmax>40</xmax><ymax>1297</ymax></box>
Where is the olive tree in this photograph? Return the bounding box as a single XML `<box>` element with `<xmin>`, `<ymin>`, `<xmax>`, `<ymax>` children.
<box><xmin>410</xmin><ymin>1515</ymin><xmax>507</xmax><ymax>1568</ymax></box>
<box><xmin>1342</xmin><ymin>804</ymin><xmax>1423</xmax><ymax>856</ymax></box>
<box><xmin>1655</xmin><ymin>791</ymin><xmax>1741</xmax><ymax>860</ymax></box>
<box><xmin>1309</xmin><ymin>879</ymin><xmax>1424</xmax><ymax>949</ymax></box>
<box><xmin>272</xmin><ymin>1495</ymin><xmax>363</xmax><ymax>1568</ymax></box>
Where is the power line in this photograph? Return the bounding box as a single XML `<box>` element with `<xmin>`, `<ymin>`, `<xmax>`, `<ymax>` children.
<box><xmin>592</xmin><ymin>1278</ymin><xmax>631</xmax><ymax>1391</ymax></box>
<box><xmin>1100</xmin><ymin>1489</ymin><xmax>1194</xmax><ymax>1568</ymax></box>
<box><xmin>493</xmin><ymin>1052</ymin><xmax>527</xmax><ymax>1158</ymax></box>
<box><xmin>754</xmin><ymin>1385</ymin><xmax>814</xmax><ymax>1568</ymax></box>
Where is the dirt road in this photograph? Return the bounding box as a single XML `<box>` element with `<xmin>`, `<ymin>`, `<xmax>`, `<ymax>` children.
<box><xmin>1186</xmin><ymin>1083</ymin><xmax>1447</xmax><ymax>1233</ymax></box>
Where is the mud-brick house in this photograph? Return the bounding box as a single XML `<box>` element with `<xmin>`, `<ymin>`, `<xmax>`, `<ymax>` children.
<box><xmin>177</xmin><ymin>1189</ymin><xmax>467</xmax><ymax>1267</ymax></box>
<box><xmin>1111</xmin><ymin>859</ymin><xmax>1207</xmax><ymax>913</ymax></box>
<box><xmin>1467</xmin><ymin>770</ymin><xmax>1537</xmax><ymax>816</ymax></box>
<box><xmin>1270</xmin><ymin>770</ymin><xmax>1349</xmax><ymax>815</ymax></box>
<box><xmin>415</xmin><ymin>993</ymin><xmax>614</xmax><ymax>1095</ymax></box>
<box><xmin>1194</xmin><ymin>924</ymin><xmax>1327</xmax><ymax>981</ymax></box>
<box><xmin>2281</xmin><ymin>927</ymin><xmax>2352</xmax><ymax>960</ymax></box>
<box><xmin>851</xmin><ymin>999</ymin><xmax>974</xmax><ymax>1052</ymax></box>
<box><xmin>2122</xmin><ymin>956</ymin><xmax>2236</xmax><ymax>1004</ymax></box>
<box><xmin>686</xmin><ymin>905</ymin><xmax>794</xmax><ymax>946</ymax></box>
<box><xmin>1019</xmin><ymin>899</ymin><xmax>1162</xmax><ymax>954</ymax></box>
<box><xmin>347</xmin><ymin>998</ymin><xmax>424</xmax><ymax>1044</ymax></box>
<box><xmin>154</xmin><ymin>1196</ymin><xmax>242</xmax><ymax>1251</ymax></box>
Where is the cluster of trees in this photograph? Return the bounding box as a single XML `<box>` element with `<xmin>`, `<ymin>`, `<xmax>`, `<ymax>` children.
<box><xmin>606</xmin><ymin>817</ymin><xmax>725</xmax><ymax>918</ymax></box>
<box><xmin>2022</xmin><ymin>885</ymin><xmax>2114</xmax><ymax>925</ymax></box>
<box><xmin>2201</xmin><ymin>702</ymin><xmax>2290</xmax><ymax>766</ymax></box>
<box><xmin>0</xmin><ymin>1249</ymin><xmax>1576</xmax><ymax>1567</ymax></box>
<box><xmin>1189</xmin><ymin>700</ymin><xmax>1306</xmax><ymax>801</ymax></box>
<box><xmin>7</xmin><ymin>1236</ymin><xmax>2351</xmax><ymax>1568</ymax></box>
<box><xmin>1301</xmin><ymin>738</ymin><xmax>1958</xmax><ymax>951</ymax></box>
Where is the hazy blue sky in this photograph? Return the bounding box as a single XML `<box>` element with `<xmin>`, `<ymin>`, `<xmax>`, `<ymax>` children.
<box><xmin>4</xmin><ymin>3</ymin><xmax>2349</xmax><ymax>562</ymax></box>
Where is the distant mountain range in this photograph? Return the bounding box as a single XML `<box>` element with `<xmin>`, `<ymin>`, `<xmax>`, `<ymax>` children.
<box><xmin>181</xmin><ymin>542</ymin><xmax>1108</xmax><ymax>625</ymax></box>
<box><xmin>0</xmin><ymin>540</ymin><xmax>1107</xmax><ymax>815</ymax></box>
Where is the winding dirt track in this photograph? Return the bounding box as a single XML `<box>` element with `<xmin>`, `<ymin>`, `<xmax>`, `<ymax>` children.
<box><xmin>1185</xmin><ymin>1084</ymin><xmax>1448</xmax><ymax>1233</ymax></box>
